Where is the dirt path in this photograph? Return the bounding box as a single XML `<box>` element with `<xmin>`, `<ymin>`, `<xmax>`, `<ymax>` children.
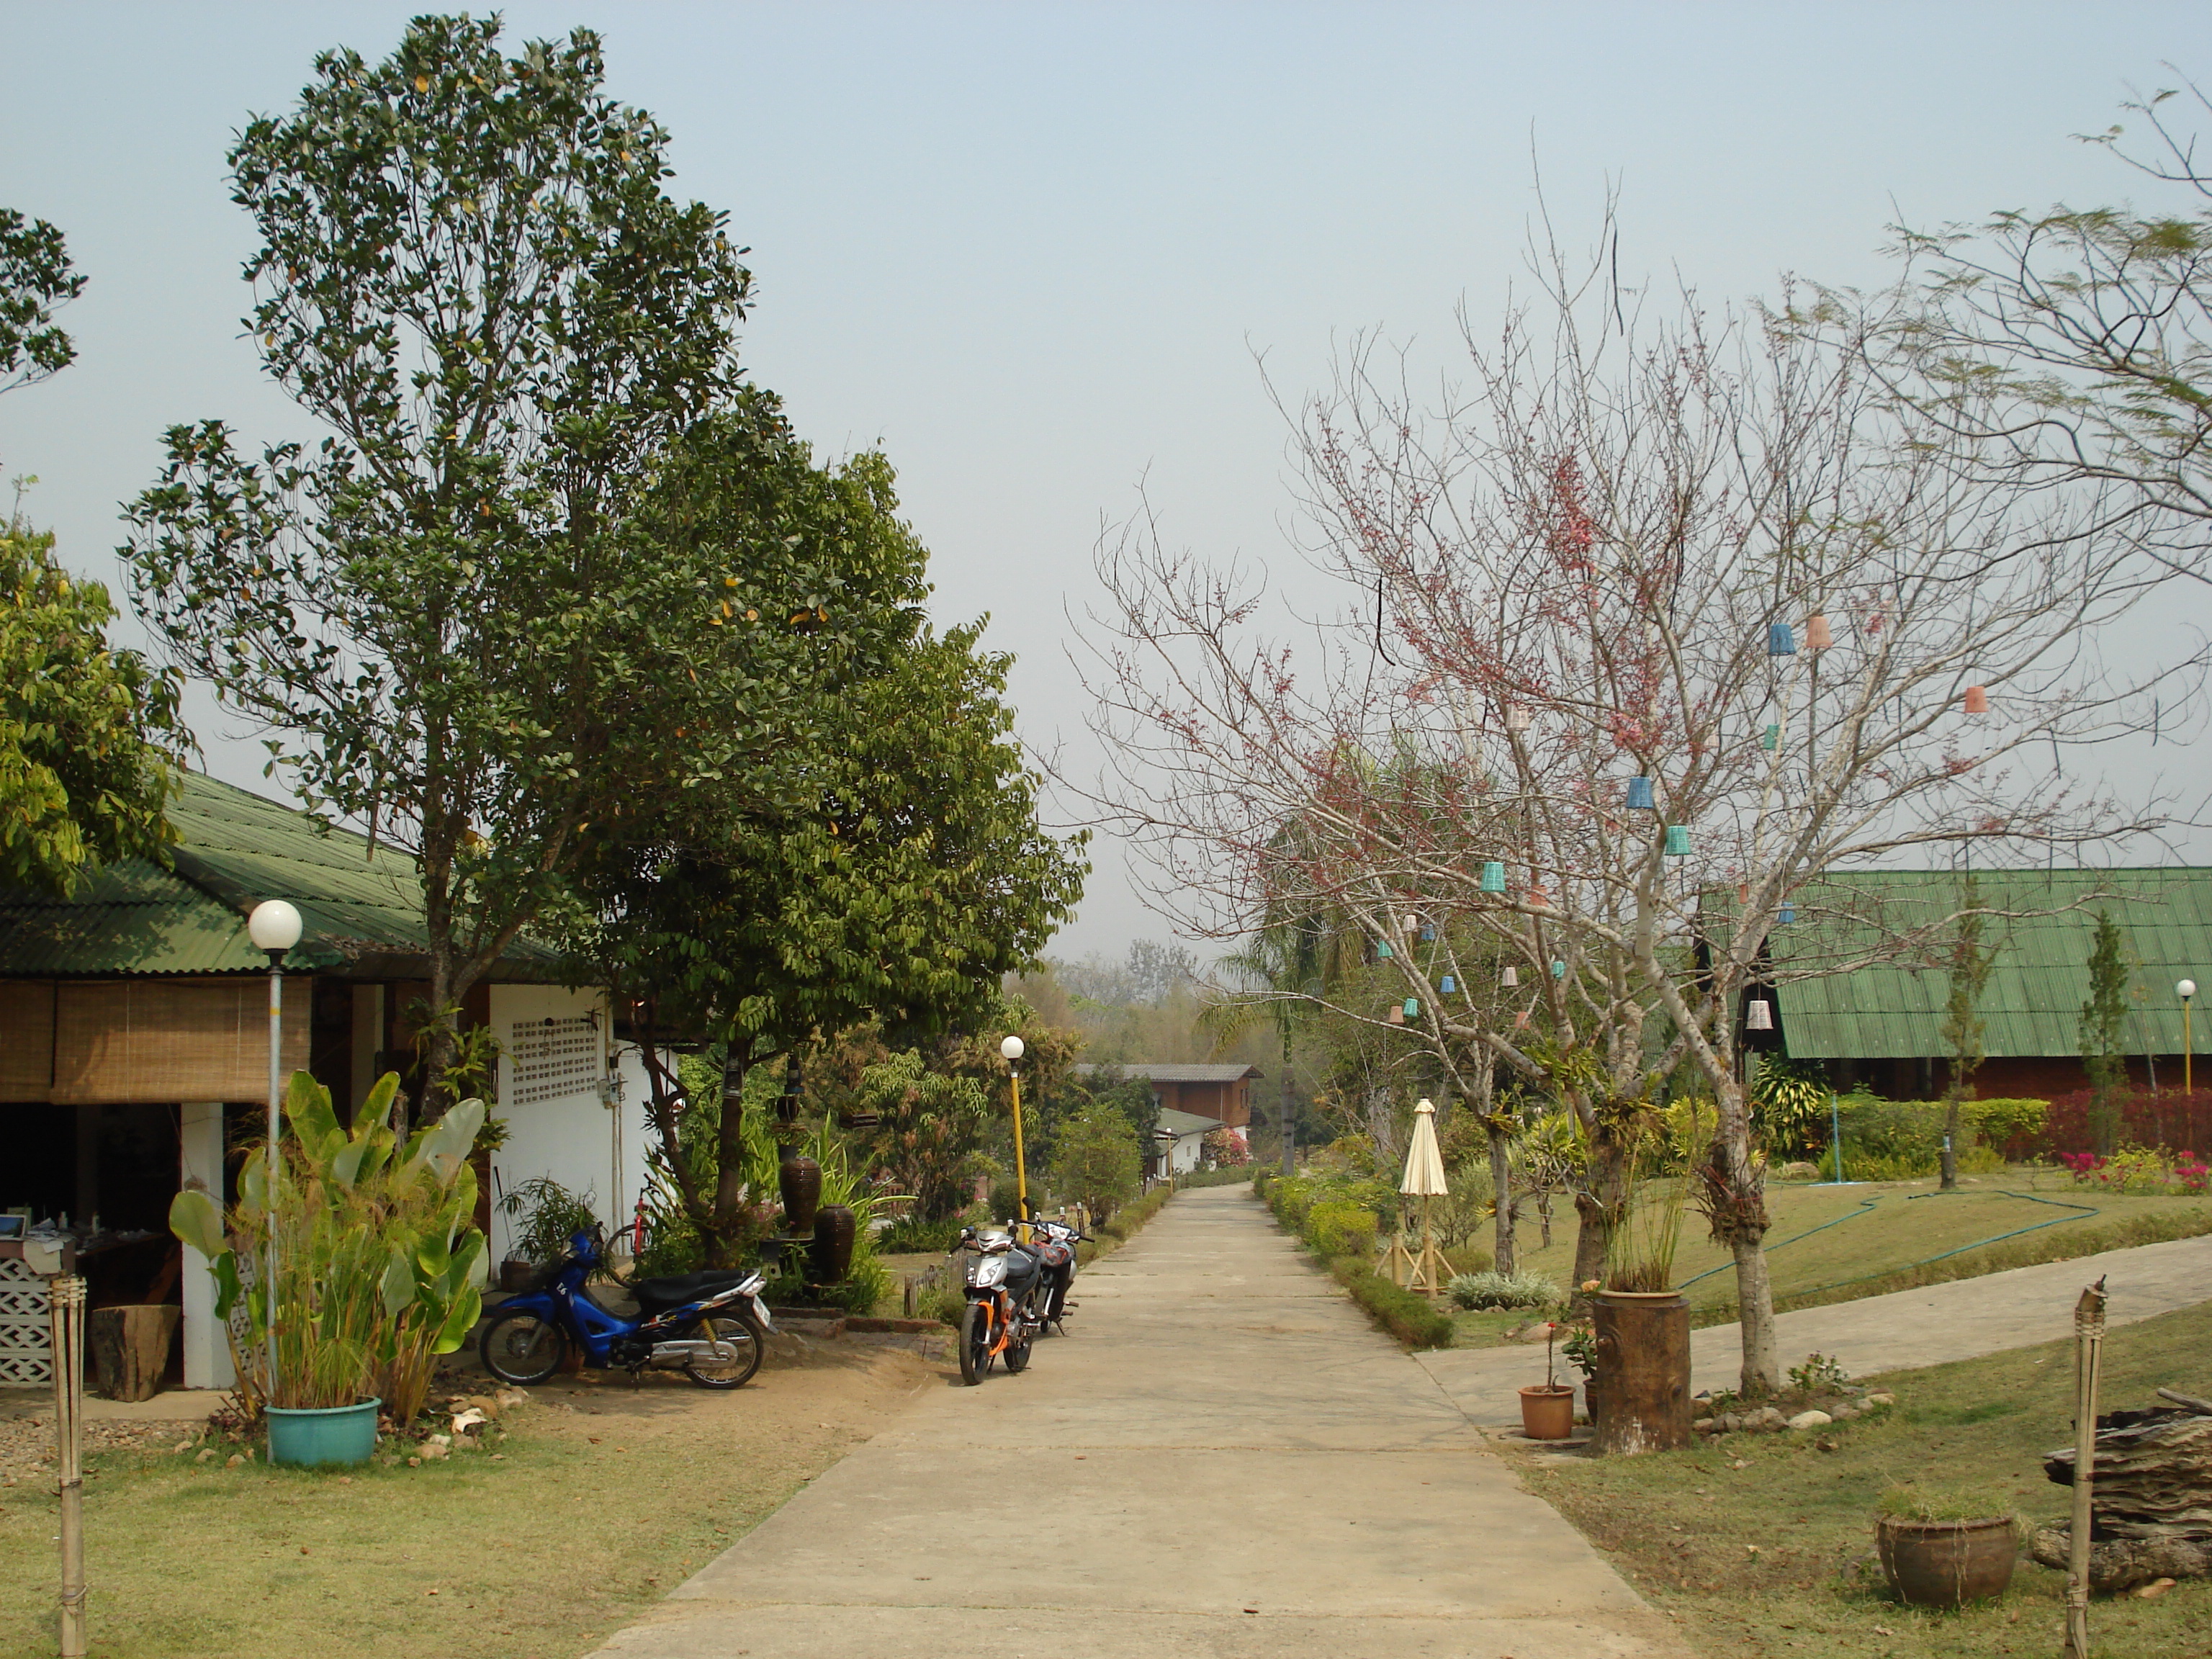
<box><xmin>1419</xmin><ymin>1228</ymin><xmax>2212</xmax><ymax>1423</ymax></box>
<box><xmin>588</xmin><ymin>1184</ymin><xmax>1693</xmax><ymax>1659</ymax></box>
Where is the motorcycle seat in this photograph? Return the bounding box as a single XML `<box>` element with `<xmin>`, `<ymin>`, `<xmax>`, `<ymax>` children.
<box><xmin>1002</xmin><ymin>1248</ymin><xmax>1042</xmax><ymax>1289</ymax></box>
<box><xmin>632</xmin><ymin>1269</ymin><xmax>750</xmax><ymax>1313</ymax></box>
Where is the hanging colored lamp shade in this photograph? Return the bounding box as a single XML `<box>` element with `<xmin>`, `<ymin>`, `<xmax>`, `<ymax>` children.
<box><xmin>1504</xmin><ymin>704</ymin><xmax>1532</xmax><ymax>733</ymax></box>
<box><xmin>1964</xmin><ymin>684</ymin><xmax>1990</xmax><ymax>714</ymax></box>
<box><xmin>1439</xmin><ymin>974</ymin><xmax>1457</xmax><ymax>994</ymax></box>
<box><xmin>1745</xmin><ymin>997</ymin><xmax>1775</xmax><ymax>1032</ymax></box>
<box><xmin>1768</xmin><ymin>622</ymin><xmax>1797</xmax><ymax>656</ymax></box>
<box><xmin>1778</xmin><ymin>902</ymin><xmax>1796</xmax><ymax>925</ymax></box>
<box><xmin>1500</xmin><ymin>965</ymin><xmax>1519</xmax><ymax>989</ymax></box>
<box><xmin>1419</xmin><ymin>923</ymin><xmax>1437</xmax><ymax>942</ymax></box>
<box><xmin>1664</xmin><ymin>824</ymin><xmax>1691</xmax><ymax>856</ymax></box>
<box><xmin>1625</xmin><ymin>775</ymin><xmax>1656</xmax><ymax>810</ymax></box>
<box><xmin>1804</xmin><ymin>613</ymin><xmax>1834</xmax><ymax>650</ymax></box>
<box><xmin>1375</xmin><ymin>940</ymin><xmax>1393</xmax><ymax>958</ymax></box>
<box><xmin>1403</xmin><ymin>997</ymin><xmax>1420</xmax><ymax>1019</ymax></box>
<box><xmin>1480</xmin><ymin>860</ymin><xmax>1506</xmax><ymax>892</ymax></box>
<box><xmin>1387</xmin><ymin>1004</ymin><xmax>1406</xmax><ymax>1025</ymax></box>
<box><xmin>1761</xmin><ymin>723</ymin><xmax>1780</xmax><ymax>752</ymax></box>
<box><xmin>1551</xmin><ymin>958</ymin><xmax>1567</xmax><ymax>979</ymax></box>
<box><xmin>1527</xmin><ymin>883</ymin><xmax>1550</xmax><ymax>907</ymax></box>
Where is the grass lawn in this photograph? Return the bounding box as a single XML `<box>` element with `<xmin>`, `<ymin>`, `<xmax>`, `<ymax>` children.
<box><xmin>0</xmin><ymin>1341</ymin><xmax>940</xmax><ymax>1659</ymax></box>
<box><xmin>1509</xmin><ymin>1298</ymin><xmax>2212</xmax><ymax>1659</ymax></box>
<box><xmin>1452</xmin><ymin>1172</ymin><xmax>2212</xmax><ymax>1344</ymax></box>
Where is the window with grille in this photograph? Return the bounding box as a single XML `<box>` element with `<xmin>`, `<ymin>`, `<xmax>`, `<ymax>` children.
<box><xmin>508</xmin><ymin>1017</ymin><xmax>601</xmax><ymax>1107</ymax></box>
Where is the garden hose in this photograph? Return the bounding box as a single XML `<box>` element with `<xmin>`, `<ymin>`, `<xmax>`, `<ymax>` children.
<box><xmin>1677</xmin><ymin>1187</ymin><xmax>2102</xmax><ymax>1304</ymax></box>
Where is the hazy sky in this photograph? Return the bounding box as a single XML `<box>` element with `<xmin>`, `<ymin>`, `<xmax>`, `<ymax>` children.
<box><xmin>4</xmin><ymin>2</ymin><xmax>2207</xmax><ymax>960</ymax></box>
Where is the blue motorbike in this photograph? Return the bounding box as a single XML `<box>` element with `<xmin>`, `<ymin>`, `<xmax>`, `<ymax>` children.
<box><xmin>478</xmin><ymin>1227</ymin><xmax>774</xmax><ymax>1390</ymax></box>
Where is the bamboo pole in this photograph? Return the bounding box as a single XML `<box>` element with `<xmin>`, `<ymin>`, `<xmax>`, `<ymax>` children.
<box><xmin>51</xmin><ymin>1273</ymin><xmax>87</xmax><ymax>1658</ymax></box>
<box><xmin>2064</xmin><ymin>1276</ymin><xmax>2108</xmax><ymax>1659</ymax></box>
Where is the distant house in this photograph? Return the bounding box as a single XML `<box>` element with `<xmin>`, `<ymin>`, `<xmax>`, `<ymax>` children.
<box><xmin>1076</xmin><ymin>1061</ymin><xmax>1262</xmax><ymax>1175</ymax></box>
<box><xmin>0</xmin><ymin>773</ymin><xmax>657</xmax><ymax>1390</ymax></box>
<box><xmin>1727</xmin><ymin>868</ymin><xmax>2207</xmax><ymax>1100</ymax></box>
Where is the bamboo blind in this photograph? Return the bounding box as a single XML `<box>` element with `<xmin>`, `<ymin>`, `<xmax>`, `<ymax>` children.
<box><xmin>0</xmin><ymin>981</ymin><xmax>55</xmax><ymax>1102</ymax></box>
<box><xmin>50</xmin><ymin>978</ymin><xmax>311</xmax><ymax>1105</ymax></box>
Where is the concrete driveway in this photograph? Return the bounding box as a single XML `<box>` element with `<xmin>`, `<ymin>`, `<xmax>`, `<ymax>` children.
<box><xmin>588</xmin><ymin>1183</ymin><xmax>1693</xmax><ymax>1659</ymax></box>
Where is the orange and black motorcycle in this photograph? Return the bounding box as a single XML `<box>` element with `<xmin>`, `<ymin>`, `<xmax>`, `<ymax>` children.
<box><xmin>950</xmin><ymin>1224</ymin><xmax>1048</xmax><ymax>1385</ymax></box>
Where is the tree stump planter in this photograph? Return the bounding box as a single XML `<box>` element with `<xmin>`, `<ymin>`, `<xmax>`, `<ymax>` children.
<box><xmin>1590</xmin><ymin>1289</ymin><xmax>1691</xmax><ymax>1455</ymax></box>
<box><xmin>1877</xmin><ymin>1516</ymin><xmax>2018</xmax><ymax>1607</ymax></box>
<box><xmin>87</xmin><ymin>1305</ymin><xmax>179</xmax><ymax>1403</ymax></box>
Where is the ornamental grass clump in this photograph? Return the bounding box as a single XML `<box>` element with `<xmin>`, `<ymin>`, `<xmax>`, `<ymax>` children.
<box><xmin>1447</xmin><ymin>1269</ymin><xmax>1562</xmax><ymax>1310</ymax></box>
<box><xmin>169</xmin><ymin>1070</ymin><xmax>487</xmax><ymax>1424</ymax></box>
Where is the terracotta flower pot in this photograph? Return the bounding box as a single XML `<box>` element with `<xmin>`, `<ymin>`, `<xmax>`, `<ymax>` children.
<box><xmin>1519</xmin><ymin>1383</ymin><xmax>1576</xmax><ymax>1440</ymax></box>
<box><xmin>1876</xmin><ymin>1516</ymin><xmax>2018</xmax><ymax>1608</ymax></box>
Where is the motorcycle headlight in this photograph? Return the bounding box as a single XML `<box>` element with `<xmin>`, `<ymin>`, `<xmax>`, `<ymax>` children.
<box><xmin>971</xmin><ymin>1254</ymin><xmax>1007</xmax><ymax>1288</ymax></box>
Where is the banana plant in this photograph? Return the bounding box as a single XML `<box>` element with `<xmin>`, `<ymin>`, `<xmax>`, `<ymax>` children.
<box><xmin>170</xmin><ymin>1070</ymin><xmax>487</xmax><ymax>1421</ymax></box>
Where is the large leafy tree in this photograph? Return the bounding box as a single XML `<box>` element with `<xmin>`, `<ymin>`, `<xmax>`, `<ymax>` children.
<box><xmin>1</xmin><ymin>212</ymin><xmax>189</xmax><ymax>892</ymax></box>
<box><xmin>0</xmin><ymin>207</ymin><xmax>84</xmax><ymax>395</ymax></box>
<box><xmin>123</xmin><ymin>18</ymin><xmax>786</xmax><ymax>1115</ymax></box>
<box><xmin>1</xmin><ymin>519</ymin><xmax>189</xmax><ymax>893</ymax></box>
<box><xmin>583</xmin><ymin>624</ymin><xmax>1086</xmax><ymax>1251</ymax></box>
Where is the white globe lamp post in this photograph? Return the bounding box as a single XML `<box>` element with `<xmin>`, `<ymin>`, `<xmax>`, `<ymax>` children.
<box><xmin>247</xmin><ymin>900</ymin><xmax>302</xmax><ymax>1399</ymax></box>
<box><xmin>2180</xmin><ymin>980</ymin><xmax>2198</xmax><ymax>1097</ymax></box>
<box><xmin>999</xmin><ymin>1036</ymin><xmax>1029</xmax><ymax>1225</ymax></box>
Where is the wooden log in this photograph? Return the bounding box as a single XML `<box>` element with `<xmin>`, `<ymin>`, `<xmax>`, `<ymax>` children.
<box><xmin>2045</xmin><ymin>1410</ymin><xmax>2212</xmax><ymax>1537</ymax></box>
<box><xmin>2156</xmin><ymin>1387</ymin><xmax>2212</xmax><ymax>1416</ymax></box>
<box><xmin>2031</xmin><ymin>1523</ymin><xmax>2212</xmax><ymax>1593</ymax></box>
<box><xmin>86</xmin><ymin>1304</ymin><xmax>180</xmax><ymax>1403</ymax></box>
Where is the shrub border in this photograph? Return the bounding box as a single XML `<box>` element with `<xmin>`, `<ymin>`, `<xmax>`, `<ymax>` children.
<box><xmin>1251</xmin><ymin>1162</ymin><xmax>1454</xmax><ymax>1349</ymax></box>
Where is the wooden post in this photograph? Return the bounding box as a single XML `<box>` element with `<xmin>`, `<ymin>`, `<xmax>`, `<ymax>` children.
<box><xmin>51</xmin><ymin>1274</ymin><xmax>87</xmax><ymax>1658</ymax></box>
<box><xmin>2064</xmin><ymin>1277</ymin><xmax>2108</xmax><ymax>1659</ymax></box>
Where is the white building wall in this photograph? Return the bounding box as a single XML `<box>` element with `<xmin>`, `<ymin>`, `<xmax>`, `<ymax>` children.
<box><xmin>485</xmin><ymin>985</ymin><xmax>656</xmax><ymax>1267</ymax></box>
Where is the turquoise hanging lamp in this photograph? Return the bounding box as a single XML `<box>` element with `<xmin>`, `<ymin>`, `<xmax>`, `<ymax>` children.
<box><xmin>1625</xmin><ymin>775</ymin><xmax>1656</xmax><ymax>810</ymax></box>
<box><xmin>1375</xmin><ymin>940</ymin><xmax>1393</xmax><ymax>959</ymax></box>
<box><xmin>1664</xmin><ymin>824</ymin><xmax>1691</xmax><ymax>856</ymax></box>
<box><xmin>1761</xmin><ymin>724</ymin><xmax>1779</xmax><ymax>751</ymax></box>
<box><xmin>1403</xmin><ymin>997</ymin><xmax>1420</xmax><ymax>1019</ymax></box>
<box><xmin>1480</xmin><ymin>861</ymin><xmax>1506</xmax><ymax>892</ymax></box>
<box><xmin>1551</xmin><ymin>958</ymin><xmax>1567</xmax><ymax>979</ymax></box>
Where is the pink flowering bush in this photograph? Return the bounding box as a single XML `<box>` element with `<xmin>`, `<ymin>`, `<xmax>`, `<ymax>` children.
<box><xmin>2058</xmin><ymin>1146</ymin><xmax>2210</xmax><ymax>1195</ymax></box>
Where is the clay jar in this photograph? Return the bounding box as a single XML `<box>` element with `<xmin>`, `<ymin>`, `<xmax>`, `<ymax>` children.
<box><xmin>1877</xmin><ymin>1516</ymin><xmax>2018</xmax><ymax>1607</ymax></box>
<box><xmin>1518</xmin><ymin>1383</ymin><xmax>1576</xmax><ymax>1440</ymax></box>
<box><xmin>777</xmin><ymin>1152</ymin><xmax>822</xmax><ymax>1238</ymax></box>
<box><xmin>809</xmin><ymin>1205</ymin><xmax>858</xmax><ymax>1285</ymax></box>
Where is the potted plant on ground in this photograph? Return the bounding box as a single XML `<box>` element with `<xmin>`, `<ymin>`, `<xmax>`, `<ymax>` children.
<box><xmin>1519</xmin><ymin>1321</ymin><xmax>1577</xmax><ymax>1439</ymax></box>
<box><xmin>1876</xmin><ymin>1484</ymin><xmax>2020</xmax><ymax>1607</ymax></box>
<box><xmin>170</xmin><ymin>1071</ymin><xmax>486</xmax><ymax>1467</ymax></box>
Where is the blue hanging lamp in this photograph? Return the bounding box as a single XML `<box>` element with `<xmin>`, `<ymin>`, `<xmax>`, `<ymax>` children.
<box><xmin>1625</xmin><ymin>775</ymin><xmax>1656</xmax><ymax>810</ymax></box>
<box><xmin>1480</xmin><ymin>861</ymin><xmax>1506</xmax><ymax>893</ymax></box>
<box><xmin>1664</xmin><ymin>824</ymin><xmax>1691</xmax><ymax>856</ymax></box>
<box><xmin>1439</xmin><ymin>974</ymin><xmax>1457</xmax><ymax>994</ymax></box>
<box><xmin>1419</xmin><ymin>922</ymin><xmax>1437</xmax><ymax>942</ymax></box>
<box><xmin>1768</xmin><ymin>622</ymin><xmax>1797</xmax><ymax>656</ymax></box>
<box><xmin>1778</xmin><ymin>902</ymin><xmax>1796</xmax><ymax>925</ymax></box>
<box><xmin>1551</xmin><ymin>958</ymin><xmax>1567</xmax><ymax>979</ymax></box>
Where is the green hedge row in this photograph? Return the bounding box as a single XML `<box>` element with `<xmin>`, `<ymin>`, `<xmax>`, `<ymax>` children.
<box><xmin>1330</xmin><ymin>1256</ymin><xmax>1456</xmax><ymax>1349</ymax></box>
<box><xmin>1254</xmin><ymin>1158</ymin><xmax>1452</xmax><ymax>1349</ymax></box>
<box><xmin>1178</xmin><ymin>1164</ymin><xmax>1259</xmax><ymax>1188</ymax></box>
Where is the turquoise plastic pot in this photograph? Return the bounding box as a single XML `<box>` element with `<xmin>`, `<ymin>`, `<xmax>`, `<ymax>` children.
<box><xmin>266</xmin><ymin>1398</ymin><xmax>380</xmax><ymax>1467</ymax></box>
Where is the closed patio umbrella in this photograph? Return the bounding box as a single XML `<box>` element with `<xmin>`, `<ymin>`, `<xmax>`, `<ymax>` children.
<box><xmin>1390</xmin><ymin>1099</ymin><xmax>1449</xmax><ymax>1295</ymax></box>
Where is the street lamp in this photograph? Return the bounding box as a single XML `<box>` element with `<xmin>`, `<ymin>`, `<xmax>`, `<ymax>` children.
<box><xmin>999</xmin><ymin>1035</ymin><xmax>1029</xmax><ymax>1225</ymax></box>
<box><xmin>2180</xmin><ymin>979</ymin><xmax>2198</xmax><ymax>1096</ymax></box>
<box><xmin>247</xmin><ymin>900</ymin><xmax>302</xmax><ymax>1400</ymax></box>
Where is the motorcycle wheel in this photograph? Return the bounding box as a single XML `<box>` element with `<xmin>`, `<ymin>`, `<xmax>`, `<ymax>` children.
<box><xmin>681</xmin><ymin>1310</ymin><xmax>765</xmax><ymax>1390</ymax></box>
<box><xmin>958</xmin><ymin>1298</ymin><xmax>993</xmax><ymax>1385</ymax></box>
<box><xmin>480</xmin><ymin>1308</ymin><xmax>568</xmax><ymax>1385</ymax></box>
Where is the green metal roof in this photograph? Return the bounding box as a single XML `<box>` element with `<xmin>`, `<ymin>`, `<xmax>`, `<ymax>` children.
<box><xmin>1750</xmin><ymin>868</ymin><xmax>2211</xmax><ymax>1060</ymax></box>
<box><xmin>0</xmin><ymin>773</ymin><xmax>561</xmax><ymax>979</ymax></box>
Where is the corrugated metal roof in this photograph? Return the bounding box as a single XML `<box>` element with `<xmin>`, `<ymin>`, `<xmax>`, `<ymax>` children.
<box><xmin>0</xmin><ymin>773</ymin><xmax>562</xmax><ymax>979</ymax></box>
<box><xmin>1725</xmin><ymin>868</ymin><xmax>2212</xmax><ymax>1059</ymax></box>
